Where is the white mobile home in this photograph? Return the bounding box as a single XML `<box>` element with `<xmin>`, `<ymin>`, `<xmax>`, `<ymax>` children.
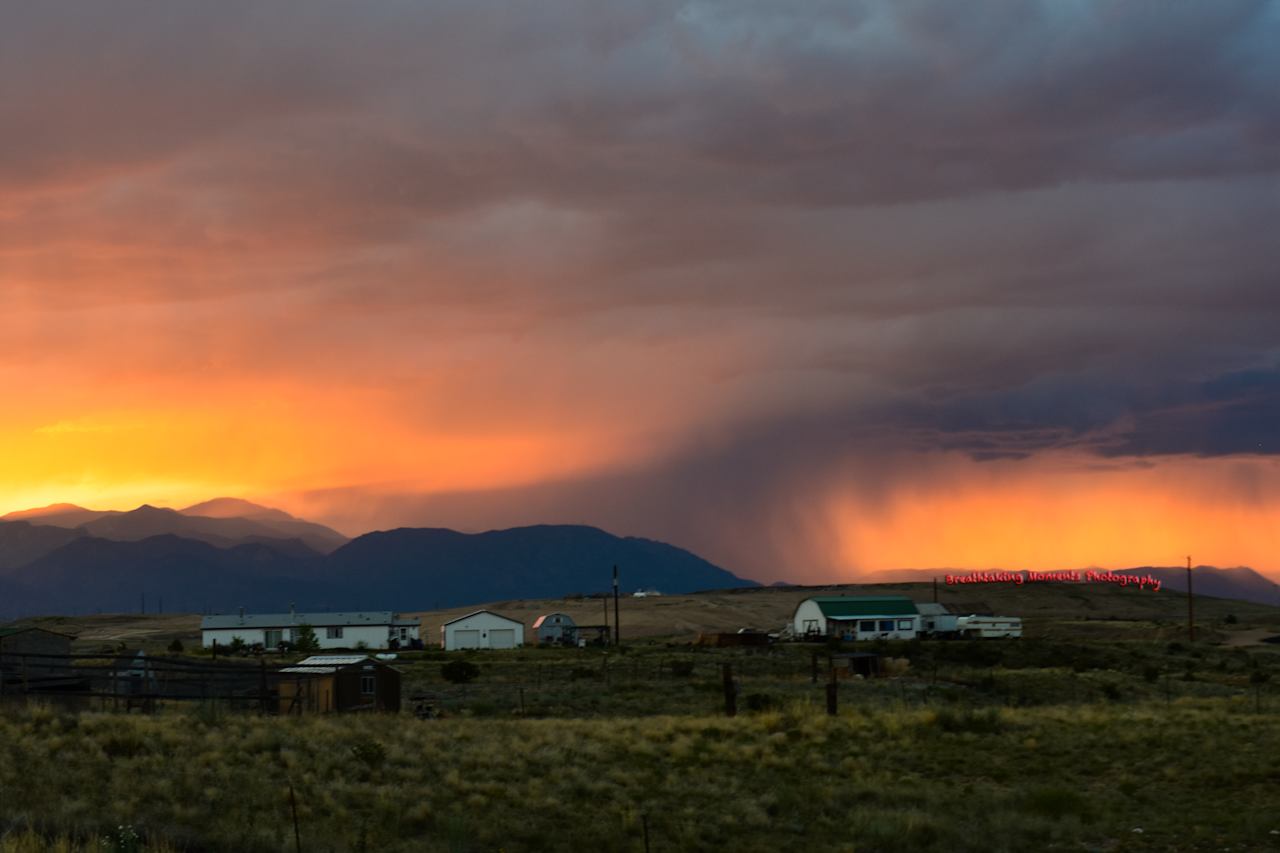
<box><xmin>791</xmin><ymin>596</ymin><xmax>920</xmax><ymax>641</ymax></box>
<box><xmin>441</xmin><ymin>610</ymin><xmax>524</xmax><ymax>650</ymax></box>
<box><xmin>201</xmin><ymin>611</ymin><xmax>421</xmax><ymax>651</ymax></box>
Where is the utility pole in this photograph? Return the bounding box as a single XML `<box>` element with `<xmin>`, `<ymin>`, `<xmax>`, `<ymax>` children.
<box><xmin>612</xmin><ymin>565</ymin><xmax>621</xmax><ymax>646</ymax></box>
<box><xmin>1187</xmin><ymin>555</ymin><xmax>1195</xmax><ymax>642</ymax></box>
<box><xmin>932</xmin><ymin>577</ymin><xmax>938</xmax><ymax>603</ymax></box>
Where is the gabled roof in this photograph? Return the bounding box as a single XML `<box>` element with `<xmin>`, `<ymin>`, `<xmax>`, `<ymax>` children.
<box><xmin>806</xmin><ymin>596</ymin><xmax>919</xmax><ymax>618</ymax></box>
<box><xmin>442</xmin><ymin>609</ymin><xmax>524</xmax><ymax>627</ymax></box>
<box><xmin>0</xmin><ymin>625</ymin><xmax>75</xmax><ymax>640</ymax></box>
<box><xmin>916</xmin><ymin>603</ymin><xmax>952</xmax><ymax>616</ymax></box>
<box><xmin>201</xmin><ymin>611</ymin><xmax>398</xmax><ymax>630</ymax></box>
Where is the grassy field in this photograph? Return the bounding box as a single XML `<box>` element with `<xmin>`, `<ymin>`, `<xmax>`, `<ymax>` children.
<box><xmin>2</xmin><ymin>697</ymin><xmax>1279</xmax><ymax>852</ymax></box>
<box><xmin>3</xmin><ymin>584</ymin><xmax>1280</xmax><ymax>851</ymax></box>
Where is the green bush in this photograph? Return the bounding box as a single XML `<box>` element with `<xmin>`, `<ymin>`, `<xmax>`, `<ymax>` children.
<box><xmin>932</xmin><ymin>708</ymin><xmax>1004</xmax><ymax>734</ymax></box>
<box><xmin>100</xmin><ymin>824</ymin><xmax>143</xmax><ymax>853</ymax></box>
<box><xmin>350</xmin><ymin>736</ymin><xmax>387</xmax><ymax>769</ymax></box>
<box><xmin>441</xmin><ymin>659</ymin><xmax>480</xmax><ymax>684</ymax></box>
<box><xmin>668</xmin><ymin>660</ymin><xmax>695</xmax><ymax>677</ymax></box>
<box><xmin>743</xmin><ymin>693</ymin><xmax>778</xmax><ymax>712</ymax></box>
<box><xmin>1021</xmin><ymin>785</ymin><xmax>1093</xmax><ymax>821</ymax></box>
<box><xmin>293</xmin><ymin>624</ymin><xmax>320</xmax><ymax>653</ymax></box>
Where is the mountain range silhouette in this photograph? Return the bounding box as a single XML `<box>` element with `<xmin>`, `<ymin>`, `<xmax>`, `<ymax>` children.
<box><xmin>0</xmin><ymin>500</ymin><xmax>757</xmax><ymax>618</ymax></box>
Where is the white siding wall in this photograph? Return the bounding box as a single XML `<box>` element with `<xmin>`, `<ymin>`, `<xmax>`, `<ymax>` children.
<box><xmin>442</xmin><ymin>612</ymin><xmax>525</xmax><ymax>650</ymax></box>
<box><xmin>792</xmin><ymin>599</ymin><xmax>828</xmax><ymax>637</ymax></box>
<box><xmin>836</xmin><ymin>617</ymin><xmax>917</xmax><ymax>641</ymax></box>
<box><xmin>203</xmin><ymin>624</ymin><xmax>403</xmax><ymax>649</ymax></box>
<box><xmin>922</xmin><ymin>614</ymin><xmax>959</xmax><ymax>634</ymax></box>
<box><xmin>316</xmin><ymin>625</ymin><xmax>389</xmax><ymax>649</ymax></box>
<box><xmin>203</xmin><ymin>627</ymin><xmax>269</xmax><ymax>648</ymax></box>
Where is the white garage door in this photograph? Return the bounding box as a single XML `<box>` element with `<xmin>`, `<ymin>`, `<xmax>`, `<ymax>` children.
<box><xmin>454</xmin><ymin>629</ymin><xmax>480</xmax><ymax>649</ymax></box>
<box><xmin>489</xmin><ymin>628</ymin><xmax>516</xmax><ymax>649</ymax></box>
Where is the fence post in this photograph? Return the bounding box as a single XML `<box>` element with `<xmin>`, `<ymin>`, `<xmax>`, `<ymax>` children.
<box><xmin>826</xmin><ymin>667</ymin><xmax>838</xmax><ymax>716</ymax></box>
<box><xmin>722</xmin><ymin>663</ymin><xmax>736</xmax><ymax>717</ymax></box>
<box><xmin>288</xmin><ymin>778</ymin><xmax>303</xmax><ymax>853</ymax></box>
<box><xmin>260</xmin><ymin>658</ymin><xmax>269</xmax><ymax>715</ymax></box>
<box><xmin>811</xmin><ymin>652</ymin><xmax>818</xmax><ymax>684</ymax></box>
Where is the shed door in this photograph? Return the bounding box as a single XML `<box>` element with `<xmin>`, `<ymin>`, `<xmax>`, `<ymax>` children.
<box><xmin>454</xmin><ymin>629</ymin><xmax>480</xmax><ymax>649</ymax></box>
<box><xmin>489</xmin><ymin>628</ymin><xmax>516</xmax><ymax>649</ymax></box>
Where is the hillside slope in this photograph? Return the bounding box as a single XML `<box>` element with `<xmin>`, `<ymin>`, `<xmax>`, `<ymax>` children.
<box><xmin>324</xmin><ymin>524</ymin><xmax>758</xmax><ymax>608</ymax></box>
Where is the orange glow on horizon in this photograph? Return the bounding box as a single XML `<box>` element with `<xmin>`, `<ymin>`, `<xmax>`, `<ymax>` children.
<box><xmin>0</xmin><ymin>378</ymin><xmax>631</xmax><ymax>523</ymax></box>
<box><xmin>829</xmin><ymin>452</ymin><xmax>1280</xmax><ymax>581</ymax></box>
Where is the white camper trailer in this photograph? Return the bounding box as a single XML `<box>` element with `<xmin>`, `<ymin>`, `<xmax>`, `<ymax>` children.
<box><xmin>956</xmin><ymin>615</ymin><xmax>1022</xmax><ymax>638</ymax></box>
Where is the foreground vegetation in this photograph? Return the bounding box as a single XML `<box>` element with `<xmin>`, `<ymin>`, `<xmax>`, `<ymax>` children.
<box><xmin>2</xmin><ymin>692</ymin><xmax>1279</xmax><ymax>852</ymax></box>
<box><xmin>4</xmin><ymin>587</ymin><xmax>1278</xmax><ymax>851</ymax></box>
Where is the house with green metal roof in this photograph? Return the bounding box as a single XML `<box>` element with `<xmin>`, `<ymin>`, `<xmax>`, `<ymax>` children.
<box><xmin>791</xmin><ymin>596</ymin><xmax>920</xmax><ymax>640</ymax></box>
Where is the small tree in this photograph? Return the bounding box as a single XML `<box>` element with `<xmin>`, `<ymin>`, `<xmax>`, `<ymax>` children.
<box><xmin>294</xmin><ymin>624</ymin><xmax>320</xmax><ymax>653</ymax></box>
<box><xmin>167</xmin><ymin>638</ymin><xmax>184</xmax><ymax>655</ymax></box>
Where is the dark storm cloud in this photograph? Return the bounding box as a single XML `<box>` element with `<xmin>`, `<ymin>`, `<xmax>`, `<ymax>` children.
<box><xmin>6</xmin><ymin>2</ymin><xmax>1276</xmax><ymax>207</ymax></box>
<box><xmin>5</xmin><ymin>1</ymin><xmax>1280</xmax><ymax>576</ymax></box>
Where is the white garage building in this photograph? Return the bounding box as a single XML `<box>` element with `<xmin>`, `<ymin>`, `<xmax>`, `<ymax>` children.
<box><xmin>441</xmin><ymin>610</ymin><xmax>525</xmax><ymax>650</ymax></box>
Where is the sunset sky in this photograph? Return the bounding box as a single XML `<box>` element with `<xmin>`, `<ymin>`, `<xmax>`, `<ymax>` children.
<box><xmin>3</xmin><ymin>2</ymin><xmax>1279</xmax><ymax>583</ymax></box>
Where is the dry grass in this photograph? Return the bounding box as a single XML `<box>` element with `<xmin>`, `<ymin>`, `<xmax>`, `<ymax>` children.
<box><xmin>1</xmin><ymin>698</ymin><xmax>1278</xmax><ymax>852</ymax></box>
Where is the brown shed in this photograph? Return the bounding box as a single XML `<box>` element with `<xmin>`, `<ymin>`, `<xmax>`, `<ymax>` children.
<box><xmin>0</xmin><ymin>626</ymin><xmax>74</xmax><ymax>680</ymax></box>
<box><xmin>276</xmin><ymin>655</ymin><xmax>401</xmax><ymax>714</ymax></box>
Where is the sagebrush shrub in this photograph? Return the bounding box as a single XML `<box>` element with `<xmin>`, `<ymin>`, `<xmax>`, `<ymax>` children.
<box><xmin>441</xmin><ymin>659</ymin><xmax>480</xmax><ymax>684</ymax></box>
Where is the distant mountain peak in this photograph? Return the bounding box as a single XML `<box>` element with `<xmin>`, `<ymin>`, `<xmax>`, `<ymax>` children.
<box><xmin>0</xmin><ymin>497</ymin><xmax>348</xmax><ymax>555</ymax></box>
<box><xmin>131</xmin><ymin>504</ymin><xmax>176</xmax><ymax>515</ymax></box>
<box><xmin>2</xmin><ymin>503</ymin><xmax>91</xmax><ymax>520</ymax></box>
<box><xmin>181</xmin><ymin>497</ymin><xmax>295</xmax><ymax>522</ymax></box>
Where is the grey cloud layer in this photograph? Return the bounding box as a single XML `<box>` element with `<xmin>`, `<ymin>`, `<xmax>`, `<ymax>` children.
<box><xmin>5</xmin><ymin>1</ymin><xmax>1280</xmax><ymax>571</ymax></box>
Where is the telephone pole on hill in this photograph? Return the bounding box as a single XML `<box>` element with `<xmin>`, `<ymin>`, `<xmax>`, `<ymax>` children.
<box><xmin>613</xmin><ymin>565</ymin><xmax>621</xmax><ymax>646</ymax></box>
<box><xmin>1186</xmin><ymin>555</ymin><xmax>1195</xmax><ymax>642</ymax></box>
